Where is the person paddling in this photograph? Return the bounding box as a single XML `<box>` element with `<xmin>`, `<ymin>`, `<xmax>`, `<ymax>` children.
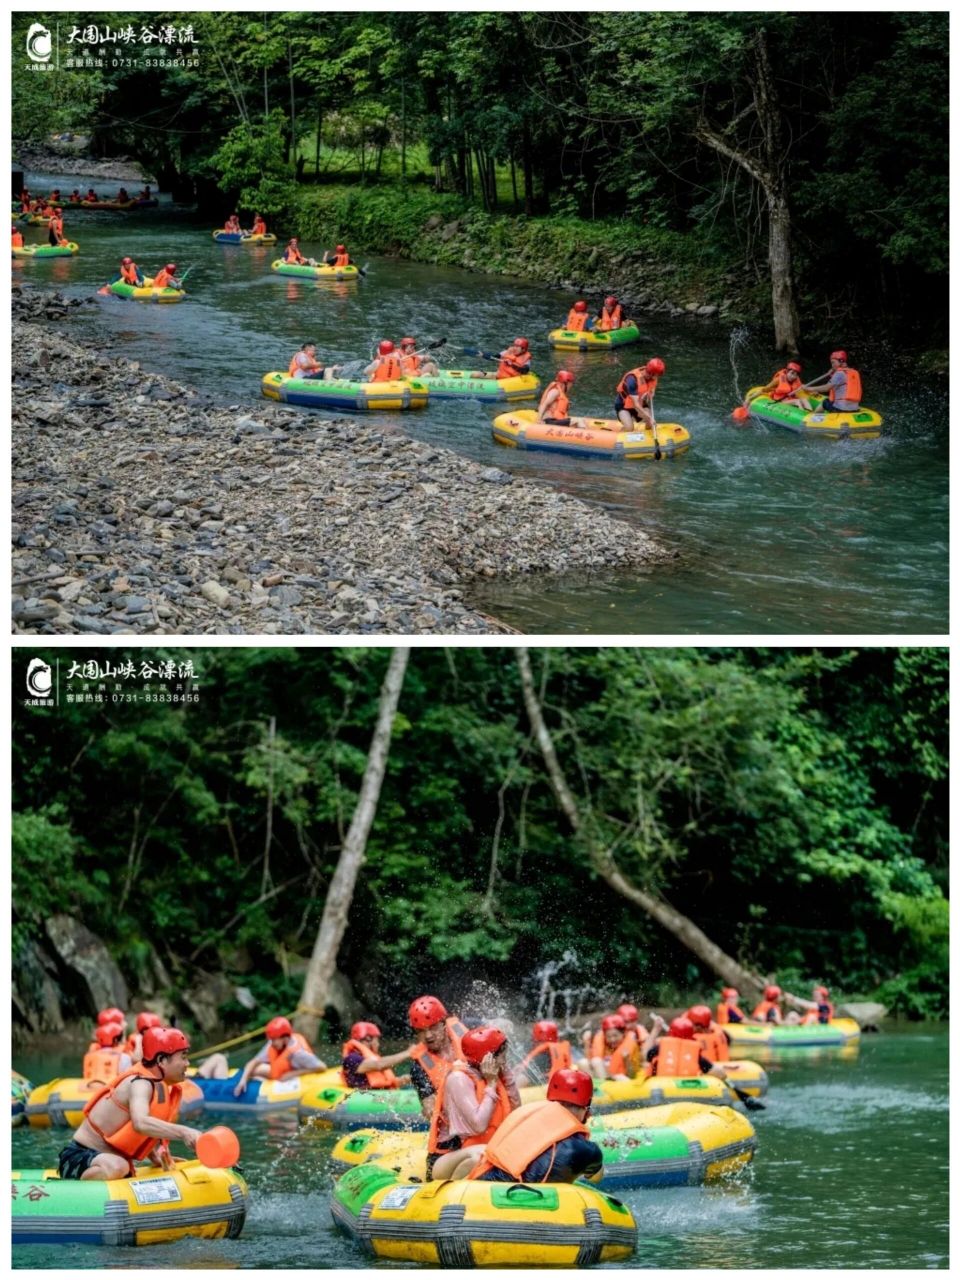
<box><xmin>803</xmin><ymin>350</ymin><xmax>863</xmax><ymax>413</ymax></box>
<box><xmin>745</xmin><ymin>361</ymin><xmax>812</xmax><ymax>411</ymax></box>
<box><xmin>398</xmin><ymin>336</ymin><xmax>439</xmax><ymax>377</ymax></box>
<box><xmin>152</xmin><ymin>262</ymin><xmax>181</xmax><ymax>290</ymax></box>
<box><xmin>615</xmin><ymin>358</ymin><xmax>664</xmax><ymax>431</ymax></box>
<box><xmin>341</xmin><ymin>1021</ymin><xmax>415</xmax><ymax>1090</ymax></box>
<box><xmin>496</xmin><ymin>337</ymin><xmax>532</xmax><ymax>379</ymax></box>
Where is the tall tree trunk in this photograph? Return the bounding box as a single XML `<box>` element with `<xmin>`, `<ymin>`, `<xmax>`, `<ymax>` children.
<box><xmin>521</xmin><ymin>118</ymin><xmax>534</xmax><ymax>216</ymax></box>
<box><xmin>260</xmin><ymin>715</ymin><xmax>276</xmax><ymax>895</ymax></box>
<box><xmin>515</xmin><ymin>649</ymin><xmax>765</xmax><ymax>997</ymax></box>
<box><xmin>296</xmin><ymin>649</ymin><xmax>410</xmax><ymax>1042</ymax></box>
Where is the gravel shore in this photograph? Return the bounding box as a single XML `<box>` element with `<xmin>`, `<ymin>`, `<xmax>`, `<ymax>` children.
<box><xmin>12</xmin><ymin>286</ymin><xmax>673</xmax><ymax>636</ymax></box>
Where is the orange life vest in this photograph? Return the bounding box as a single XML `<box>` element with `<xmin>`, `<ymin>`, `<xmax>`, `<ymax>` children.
<box><xmin>801</xmin><ymin>999</ymin><xmax>835</xmax><ymax>1025</ymax></box>
<box><xmin>288</xmin><ymin>351</ymin><xmax>321</xmax><ymax>377</ymax></box>
<box><xmin>427</xmin><ymin>1063</ymin><xmax>511</xmax><ymax>1155</ymax></box>
<box><xmin>224</xmin><ymin>219</ymin><xmax>239</xmax><ymax>232</ymax></box>
<box><xmin>284</xmin><ymin>246</ymin><xmax>305</xmax><ymax>263</ymax></box>
<box><xmin>829</xmin><ymin>368</ymin><xmax>862</xmax><ymax>403</ymax></box>
<box><xmin>695</xmin><ymin>1029</ymin><xmax>730</xmax><ymax>1063</ymax></box>
<box><xmin>153</xmin><ymin>269</ymin><xmax>175</xmax><ymax>289</ymax></box>
<box><xmin>49</xmin><ymin>216</ymin><xmax>63</xmax><ymax>238</ymax></box>
<box><xmin>82</xmin><ymin>1047</ymin><xmax>124</xmax><ymax>1084</ymax></box>
<box><xmin>516</xmin><ymin>1040</ymin><xmax>572</xmax><ymax>1080</ymax></box>
<box><xmin>751</xmin><ymin>1000</ymin><xmax>782</xmax><ymax>1023</ymax></box>
<box><xmin>340</xmin><ymin>1038</ymin><xmax>400</xmax><ymax>1089</ymax></box>
<box><xmin>82</xmin><ymin>1065</ymin><xmax>182</xmax><ymax>1164</ymax></box>
<box><xmin>399</xmin><ymin>352</ymin><xmax>422</xmax><ymax>374</ymax></box>
<box><xmin>369</xmin><ymin>355</ymin><xmax>403</xmax><ymax>383</ymax></box>
<box><xmin>539</xmin><ymin>381</ymin><xmax>570</xmax><ymax>421</ymax></box>
<box><xmin>409</xmin><ymin>1017</ymin><xmax>467</xmax><ymax>1091</ymax></box>
<box><xmin>267</xmin><ymin>1031</ymin><xmax>314</xmax><ymax>1079</ymax></box>
<box><xmin>715</xmin><ymin>1000</ymin><xmax>747</xmax><ymax>1025</ymax></box>
<box><xmin>12</xmin><ymin>231</ymin><xmax>23</xmax><ymax>248</ymax></box>
<box><xmin>596</xmin><ymin>304</ymin><xmax>624</xmax><ymax>332</ymax></box>
<box><xmin>646</xmin><ymin>1035</ymin><xmax>702</xmax><ymax>1078</ymax></box>
<box><xmin>616</xmin><ymin>368</ymin><xmax>657</xmax><ymax>412</ymax></box>
<box><xmin>497</xmin><ymin>350</ymin><xmax>531</xmax><ymax>380</ymax></box>
<box><xmin>588</xmin><ymin>1030</ymin><xmax>632</xmax><ymax>1077</ymax></box>
<box><xmin>565</xmin><ymin>309</ymin><xmax>588</xmax><ymax>332</ymax></box>
<box><xmin>121</xmin><ymin>264</ymin><xmax>139</xmax><ymax>284</ymax></box>
<box><xmin>467</xmin><ymin>1099</ymin><xmax>589</xmax><ymax>1181</ymax></box>
<box><xmin>252</xmin><ymin>219</ymin><xmax>267</xmax><ymax>235</ymax></box>
<box><xmin>770</xmin><ymin>371</ymin><xmax>801</xmax><ymax>402</ymax></box>
<box><xmin>331</xmin><ymin>252</ymin><xmax>350</xmax><ymax>267</ymax></box>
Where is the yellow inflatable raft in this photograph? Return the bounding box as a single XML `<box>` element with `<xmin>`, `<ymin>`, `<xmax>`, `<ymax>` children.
<box><xmin>725</xmin><ymin>1017</ymin><xmax>861</xmax><ymax>1055</ymax></box>
<box><xmin>26</xmin><ymin>1076</ymin><xmax>204</xmax><ymax>1128</ymax></box>
<box><xmin>548</xmin><ymin>323</ymin><xmax>641</xmax><ymax>351</ymax></box>
<box><xmin>12</xmin><ymin>242</ymin><xmax>79</xmax><ymax>258</ymax></box>
<box><xmin>191</xmin><ymin>1067</ymin><xmax>339</xmax><ymax>1112</ymax></box>
<box><xmin>493</xmin><ymin>409</ymin><xmax>690</xmax><ymax>459</ymax></box>
<box><xmin>12</xmin><ymin>1161</ymin><xmax>247</xmax><ymax>1246</ymax></box>
<box><xmin>331</xmin><ymin>1101</ymin><xmax>755</xmax><ymax>1189</ymax></box>
<box><xmin>744</xmin><ymin>387</ymin><xmax>882</xmax><ymax>439</ymax></box>
<box><xmin>262</xmin><ymin>371</ymin><xmax>428</xmax><ymax>412</ymax></box>
<box><xmin>332</xmin><ymin>1163</ymin><xmax>636</xmax><ymax>1266</ymax></box>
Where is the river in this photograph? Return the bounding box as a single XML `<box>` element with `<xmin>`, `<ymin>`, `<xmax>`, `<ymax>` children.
<box><xmin>14</xmin><ymin>187</ymin><xmax>948</xmax><ymax>635</ymax></box>
<box><xmin>11</xmin><ymin>1023</ymin><xmax>948</xmax><ymax>1269</ymax></box>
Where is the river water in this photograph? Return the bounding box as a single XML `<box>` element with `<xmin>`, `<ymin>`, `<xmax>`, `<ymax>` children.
<box><xmin>14</xmin><ymin>188</ymin><xmax>948</xmax><ymax>634</ymax></box>
<box><xmin>11</xmin><ymin>1024</ymin><xmax>948</xmax><ymax>1269</ymax></box>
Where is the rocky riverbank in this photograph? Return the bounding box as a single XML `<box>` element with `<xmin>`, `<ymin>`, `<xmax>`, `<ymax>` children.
<box><xmin>12</xmin><ymin>286</ymin><xmax>673</xmax><ymax>636</ymax></box>
<box><xmin>15</xmin><ymin>144</ymin><xmax>155</xmax><ymax>183</ymax></box>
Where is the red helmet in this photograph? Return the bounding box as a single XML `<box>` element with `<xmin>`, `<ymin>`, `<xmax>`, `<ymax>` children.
<box><xmin>350</xmin><ymin>1021</ymin><xmax>381</xmax><ymax>1040</ymax></box>
<box><xmin>547</xmin><ymin>1067</ymin><xmax>593</xmax><ymax>1107</ymax></box>
<box><xmin>813</xmin><ymin>985</ymin><xmax>830</xmax><ymax>999</ymax></box>
<box><xmin>617</xmin><ymin>1004</ymin><xmax>639</xmax><ymax>1023</ymax></box>
<box><xmin>96</xmin><ymin>1023</ymin><xmax>123</xmax><ymax>1047</ymax></box>
<box><xmin>764</xmin><ymin>985</ymin><xmax>782</xmax><ymax>1001</ymax></box>
<box><xmin>378</xmin><ymin>340</ymin><xmax>395</xmax><ymax>356</ymax></box>
<box><xmin>98</xmin><ymin>1007</ymin><xmax>125</xmax><ymax>1025</ymax></box>
<box><xmin>136</xmin><ymin>1011</ymin><xmax>162</xmax><ymax>1033</ymax></box>
<box><xmin>786</xmin><ymin>361</ymin><xmax>803</xmax><ymax>373</ymax></box>
<box><xmin>142</xmin><ymin>1026</ymin><xmax>190</xmax><ymax>1061</ymax></box>
<box><xmin>830</xmin><ymin>350</ymin><xmax>847</xmax><ymax>362</ymax></box>
<box><xmin>55</xmin><ymin>207</ymin><xmax>62</xmax><ymax>214</ymax></box>
<box><xmin>532</xmin><ymin>1020</ymin><xmax>559</xmax><ymax>1043</ymax></box>
<box><xmin>721</xmin><ymin>988</ymin><xmax>739</xmax><ymax>1000</ymax></box>
<box><xmin>573</xmin><ymin>300</ymin><xmax>588</xmax><ymax>312</ymax></box>
<box><xmin>336</xmin><ymin>244</ymin><xmax>346</xmax><ymax>253</ymax></box>
<box><xmin>669</xmin><ymin>1017</ymin><xmax>696</xmax><ymax>1040</ymax></box>
<box><xmin>266</xmin><ymin>1016</ymin><xmax>293</xmax><ymax>1040</ymax></box>
<box><xmin>120</xmin><ymin>258</ymin><xmax>132</xmax><ymax>266</ymax></box>
<box><xmin>604</xmin><ymin>295</ymin><xmax>618</xmax><ymax>308</ymax></box>
<box><xmin>165</xmin><ymin>263</ymin><xmax>176</xmax><ymax>272</ymax></box>
<box><xmin>687</xmin><ymin>1005</ymin><xmax>712</xmax><ymax>1029</ymax></box>
<box><xmin>601</xmin><ymin>1014</ymin><xmax>626</xmax><ymax>1032</ymax></box>
<box><xmin>645</xmin><ymin>358</ymin><xmax>666</xmax><ymax>376</ymax></box>
<box><xmin>556</xmin><ymin>370</ymin><xmax>575</xmax><ymax>385</ymax></box>
<box><xmin>461</xmin><ymin>1026</ymin><xmax>507</xmax><ymax>1064</ymax></box>
<box><xmin>408</xmin><ymin>995</ymin><xmax>448</xmax><ymax>1029</ymax></box>
<box><xmin>514</xmin><ymin>337</ymin><xmax>530</xmax><ymax>351</ymax></box>
<box><xmin>400</xmin><ymin>336</ymin><xmax>416</xmax><ymax>348</ymax></box>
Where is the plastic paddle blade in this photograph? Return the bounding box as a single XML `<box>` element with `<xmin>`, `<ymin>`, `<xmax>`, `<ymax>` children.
<box><xmin>731</xmin><ymin>406</ymin><xmax>750</xmax><ymax>421</ymax></box>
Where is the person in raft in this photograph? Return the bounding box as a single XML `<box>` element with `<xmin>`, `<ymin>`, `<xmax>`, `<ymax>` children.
<box><xmin>537</xmin><ymin>370</ymin><xmax>582</xmax><ymax>428</ymax></box>
<box><xmin>585</xmin><ymin>1012</ymin><xmax>647</xmax><ymax>1081</ymax></box>
<box><xmin>47</xmin><ymin>207</ymin><xmax>67</xmax><ymax>247</ymax></box>
<box><xmin>407</xmin><ymin>994</ymin><xmax>470</xmax><ymax>1123</ymax></box>
<box><xmin>426</xmin><ymin>1025</ymin><xmax>521</xmax><ymax>1180</ymax></box>
<box><xmin>251</xmin><ymin>213</ymin><xmax>268</xmax><ymax>236</ymax></box>
<box><xmin>283</xmin><ymin>237</ymin><xmax>310</xmax><ymax>265</ymax></box>
<box><xmin>82</xmin><ymin>1023</ymin><xmax>132</xmax><ymax>1085</ymax></box>
<box><xmin>115</xmin><ymin>187</ymin><xmax>129</xmax><ymax>203</ymax></box>
<box><xmin>514</xmin><ymin>1019</ymin><xmax>573</xmax><ymax>1086</ymax></box>
<box><xmin>57</xmin><ymin>1026</ymin><xmax>202</xmax><ymax>1180</ymax></box>
<box><xmin>89</xmin><ymin>1007</ymin><xmax>128</xmax><ymax>1047</ymax></box>
<box><xmin>802</xmin><ymin>350</ymin><xmax>862</xmax><ymax>413</ymax></box>
<box><xmin>364</xmin><ymin>339</ymin><xmax>404</xmax><ymax>382</ymax></box>
<box><xmin>151</xmin><ymin>262</ymin><xmax>181</xmax><ymax>290</ymax></box>
<box><xmin>595</xmin><ymin>294</ymin><xmax>625</xmax><ymax>331</ymax></box>
<box><xmin>715</xmin><ymin>987</ymin><xmax>749</xmax><ymax>1025</ymax></box>
<box><xmin>746</xmin><ymin>361</ymin><xmax>812</xmax><ymax>411</ymax></box>
<box><xmin>196</xmin><ymin>1015</ymin><xmax>327</xmax><ymax>1094</ymax></box>
<box><xmin>614</xmin><ymin>1003</ymin><xmax>647</xmax><ymax>1075</ymax></box>
<box><xmin>685</xmin><ymin>1004</ymin><xmax>732</xmax><ymax>1063</ymax></box>
<box><xmin>287</xmin><ymin>342</ymin><xmax>330</xmax><ymax>381</ymax></box>
<box><xmin>110</xmin><ymin>257</ymin><xmax>145</xmax><ymax>287</ymax></box>
<box><xmin>223</xmin><ymin>212</ymin><xmax>242</xmax><ymax>234</ymax></box>
<box><xmin>398</xmin><ymin>336</ymin><xmax>440</xmax><ymax>377</ymax></box>
<box><xmin>496</xmin><ymin>337</ymin><xmax>532</xmax><ymax>380</ymax></box>
<box><xmin>12</xmin><ymin>224</ymin><xmax>24</xmax><ymax>249</ymax></box>
<box><xmin>614</xmin><ymin>357</ymin><xmax>665</xmax><ymax>431</ymax></box>
<box><xmin>644</xmin><ymin>1016</ymin><xmax>731</xmax><ymax>1081</ymax></box>
<box><xmin>340</xmin><ymin>1021</ymin><xmax>415</xmax><ymax>1089</ymax></box>
<box><xmin>68</xmin><ymin>188</ymin><xmax>82</xmax><ymax>203</ymax></box>
<box><xmin>139</xmin><ymin>185</ymin><xmax>153</xmax><ymax>201</ymax></box>
<box><xmin>322</xmin><ymin>243</ymin><xmax>353</xmax><ymax>267</ymax></box>
<box><xmin>85</xmin><ymin>188</ymin><xmax>99</xmax><ymax>202</ymax></box>
<box><xmin>563</xmin><ymin>298</ymin><xmax>596</xmax><ymax>332</ymax></box>
<box><xmin>469</xmin><ymin>1067</ymin><xmax>604</xmax><ymax>1185</ymax></box>
<box><xmin>124</xmin><ymin>1012</ymin><xmax>163</xmax><ymax>1064</ymax></box>
<box><xmin>751</xmin><ymin>983</ymin><xmax>785</xmax><ymax>1024</ymax></box>
<box><xmin>781</xmin><ymin>984</ymin><xmax>835</xmax><ymax>1026</ymax></box>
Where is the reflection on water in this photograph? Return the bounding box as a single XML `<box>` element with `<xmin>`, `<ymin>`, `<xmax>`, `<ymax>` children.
<box><xmin>17</xmin><ymin>215</ymin><xmax>947</xmax><ymax>634</ymax></box>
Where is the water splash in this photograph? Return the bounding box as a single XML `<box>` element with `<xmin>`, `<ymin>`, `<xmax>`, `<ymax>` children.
<box><xmin>729</xmin><ymin>324</ymin><xmax>753</xmax><ymax>403</ymax></box>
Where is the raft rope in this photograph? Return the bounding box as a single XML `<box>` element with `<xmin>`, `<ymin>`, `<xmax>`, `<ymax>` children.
<box><xmin>191</xmin><ymin>1004</ymin><xmax>328</xmax><ymax>1059</ymax></box>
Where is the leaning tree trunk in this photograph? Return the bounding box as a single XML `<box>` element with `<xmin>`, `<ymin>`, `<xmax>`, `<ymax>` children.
<box><xmin>296</xmin><ymin>648</ymin><xmax>410</xmax><ymax>1042</ymax></box>
<box><xmin>515</xmin><ymin>649</ymin><xmax>766</xmax><ymax>997</ymax></box>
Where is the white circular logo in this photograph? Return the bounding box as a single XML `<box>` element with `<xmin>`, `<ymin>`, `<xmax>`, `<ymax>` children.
<box><xmin>26</xmin><ymin>23</ymin><xmax>52</xmax><ymax>63</ymax></box>
<box><xmin>26</xmin><ymin>658</ymin><xmax>52</xmax><ymax>697</ymax></box>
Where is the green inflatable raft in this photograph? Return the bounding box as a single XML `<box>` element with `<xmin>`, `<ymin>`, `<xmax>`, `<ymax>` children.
<box><xmin>106</xmin><ymin>275</ymin><xmax>185</xmax><ymax>303</ymax></box>
<box><xmin>12</xmin><ymin>242</ymin><xmax>79</xmax><ymax>259</ymax></box>
<box><xmin>261</xmin><ymin>371</ymin><xmax>428</xmax><ymax>411</ymax></box>
<box><xmin>270</xmin><ymin>259</ymin><xmax>359</xmax><ymax>280</ymax></box>
<box><xmin>743</xmin><ymin>387</ymin><xmax>882</xmax><ymax>439</ymax></box>
<box><xmin>548</xmin><ymin>323</ymin><xmax>641</xmax><ymax>351</ymax></box>
<box><xmin>408</xmin><ymin>369</ymin><xmax>540</xmax><ymax>402</ymax></box>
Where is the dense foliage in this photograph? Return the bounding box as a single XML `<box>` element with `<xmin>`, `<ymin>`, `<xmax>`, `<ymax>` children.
<box><xmin>11</xmin><ymin>11</ymin><xmax>947</xmax><ymax>336</ymax></box>
<box><xmin>12</xmin><ymin>648</ymin><xmax>947</xmax><ymax>1022</ymax></box>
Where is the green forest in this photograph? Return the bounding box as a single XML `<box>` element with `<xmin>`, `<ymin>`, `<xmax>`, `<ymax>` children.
<box><xmin>12</xmin><ymin>648</ymin><xmax>948</xmax><ymax>1034</ymax></box>
<box><xmin>12</xmin><ymin>11</ymin><xmax>947</xmax><ymax>345</ymax></box>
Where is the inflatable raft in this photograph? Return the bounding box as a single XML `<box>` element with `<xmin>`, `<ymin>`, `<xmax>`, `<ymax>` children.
<box><xmin>331</xmin><ymin>1101</ymin><xmax>755</xmax><ymax>1190</ymax></box>
<box><xmin>261</xmin><ymin>371</ymin><xmax>428</xmax><ymax>411</ymax></box>
<box><xmin>725</xmin><ymin>1017</ymin><xmax>861</xmax><ymax>1055</ymax></box>
<box><xmin>18</xmin><ymin>213</ymin><xmax>53</xmax><ymax>226</ymax></box>
<box><xmin>548</xmin><ymin>324</ymin><xmax>640</xmax><ymax>351</ymax></box>
<box><xmin>13</xmin><ymin>241</ymin><xmax>79</xmax><ymax>258</ymax></box>
<box><xmin>12</xmin><ymin>1161</ymin><xmax>247</xmax><ymax>1246</ymax></box>
<box><xmin>299</xmin><ymin>1072</ymin><xmax>738</xmax><ymax>1129</ymax></box>
<box><xmin>271</xmin><ymin>259</ymin><xmax>359</xmax><ymax>280</ymax></box>
<box><xmin>26</xmin><ymin>1077</ymin><xmax>204</xmax><ymax>1128</ymax></box>
<box><xmin>407</xmin><ymin>369</ymin><xmax>540</xmax><ymax>402</ymax></box>
<box><xmin>12</xmin><ymin>1071</ymin><xmax>32</xmax><ymax>1127</ymax></box>
<box><xmin>192</xmin><ymin>1068</ymin><xmax>335</xmax><ymax>1113</ymax></box>
<box><xmin>212</xmin><ymin>230</ymin><xmax>277</xmax><ymax>245</ymax></box>
<box><xmin>107</xmin><ymin>275</ymin><xmax>185</xmax><ymax>303</ymax></box>
<box><xmin>71</xmin><ymin>199</ymin><xmax>159</xmax><ymax>211</ymax></box>
<box><xmin>332</xmin><ymin>1163</ymin><xmax>636</xmax><ymax>1267</ymax></box>
<box><xmin>744</xmin><ymin>388</ymin><xmax>882</xmax><ymax>439</ymax></box>
<box><xmin>493</xmin><ymin>410</ymin><xmax>690</xmax><ymax>459</ymax></box>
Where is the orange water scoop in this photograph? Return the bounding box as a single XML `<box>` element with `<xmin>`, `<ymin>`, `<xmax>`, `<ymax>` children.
<box><xmin>731</xmin><ymin>405</ymin><xmax>750</xmax><ymax>422</ymax></box>
<box><xmin>196</xmin><ymin>1125</ymin><xmax>241</xmax><ymax>1168</ymax></box>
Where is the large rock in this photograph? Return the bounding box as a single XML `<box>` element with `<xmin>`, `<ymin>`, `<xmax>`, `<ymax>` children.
<box><xmin>12</xmin><ymin>936</ymin><xmax>65</xmax><ymax>1035</ymax></box>
<box><xmin>44</xmin><ymin>914</ymin><xmax>129</xmax><ymax>1014</ymax></box>
<box><xmin>180</xmin><ymin>969</ymin><xmax>236</xmax><ymax>1033</ymax></box>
